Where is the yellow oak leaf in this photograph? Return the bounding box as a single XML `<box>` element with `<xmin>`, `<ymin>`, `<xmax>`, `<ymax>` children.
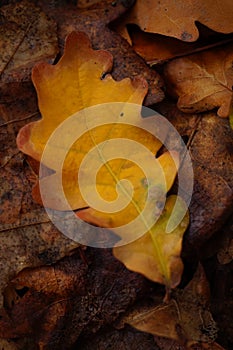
<box><xmin>17</xmin><ymin>31</ymin><xmax>148</xmax><ymax>163</ymax></box>
<box><xmin>16</xmin><ymin>31</ymin><xmax>189</xmax><ymax>289</ymax></box>
<box><xmin>113</xmin><ymin>195</ymin><xmax>189</xmax><ymax>288</ymax></box>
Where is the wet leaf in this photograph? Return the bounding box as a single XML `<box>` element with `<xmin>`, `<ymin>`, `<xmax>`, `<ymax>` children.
<box><xmin>116</xmin><ymin>0</ymin><xmax>233</xmax><ymax>42</ymax></box>
<box><xmin>0</xmin><ymin>0</ymin><xmax>58</xmax><ymax>82</ymax></box>
<box><xmin>164</xmin><ymin>43</ymin><xmax>233</xmax><ymax>118</ymax></box>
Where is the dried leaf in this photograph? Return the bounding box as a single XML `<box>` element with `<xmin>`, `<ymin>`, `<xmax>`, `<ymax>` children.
<box><xmin>0</xmin><ymin>82</ymin><xmax>79</xmax><ymax>311</ymax></box>
<box><xmin>77</xmin><ymin>0</ymin><xmax>102</xmax><ymax>8</ymax></box>
<box><xmin>154</xmin><ymin>336</ymin><xmax>226</xmax><ymax>350</ymax></box>
<box><xmin>164</xmin><ymin>43</ymin><xmax>233</xmax><ymax>118</ymax></box>
<box><xmin>79</xmin><ymin>327</ymin><xmax>159</xmax><ymax>350</ymax></box>
<box><xmin>0</xmin><ymin>249</ymin><xmax>150</xmax><ymax>349</ymax></box>
<box><xmin>116</xmin><ymin>0</ymin><xmax>233</xmax><ymax>42</ymax></box>
<box><xmin>0</xmin><ymin>339</ymin><xmax>19</xmax><ymax>350</ymax></box>
<box><xmin>217</xmin><ymin>236</ymin><xmax>233</xmax><ymax>264</ymax></box>
<box><xmin>157</xmin><ymin>103</ymin><xmax>233</xmax><ymax>253</ymax></box>
<box><xmin>0</xmin><ymin>0</ymin><xmax>58</xmax><ymax>82</ymax></box>
<box><xmin>123</xmin><ymin>264</ymin><xmax>218</xmax><ymax>345</ymax></box>
<box><xmin>124</xmin><ymin>25</ymin><xmax>233</xmax><ymax>65</ymax></box>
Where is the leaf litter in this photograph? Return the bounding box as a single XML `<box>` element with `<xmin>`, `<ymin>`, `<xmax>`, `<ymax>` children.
<box><xmin>0</xmin><ymin>0</ymin><xmax>233</xmax><ymax>349</ymax></box>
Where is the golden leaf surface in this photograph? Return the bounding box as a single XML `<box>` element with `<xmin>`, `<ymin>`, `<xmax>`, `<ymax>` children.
<box><xmin>113</xmin><ymin>195</ymin><xmax>189</xmax><ymax>288</ymax></box>
<box><xmin>17</xmin><ymin>31</ymin><xmax>189</xmax><ymax>288</ymax></box>
<box><xmin>17</xmin><ymin>31</ymin><xmax>148</xmax><ymax>162</ymax></box>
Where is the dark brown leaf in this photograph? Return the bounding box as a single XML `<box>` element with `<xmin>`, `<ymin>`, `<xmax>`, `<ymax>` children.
<box><xmin>157</xmin><ymin>102</ymin><xmax>233</xmax><ymax>255</ymax></box>
<box><xmin>0</xmin><ymin>249</ymin><xmax>152</xmax><ymax>349</ymax></box>
<box><xmin>0</xmin><ymin>83</ymin><xmax>79</xmax><ymax>310</ymax></box>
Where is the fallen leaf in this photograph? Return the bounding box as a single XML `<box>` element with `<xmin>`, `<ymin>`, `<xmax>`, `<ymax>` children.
<box><xmin>0</xmin><ymin>0</ymin><xmax>58</xmax><ymax>82</ymax></box>
<box><xmin>0</xmin><ymin>249</ymin><xmax>151</xmax><ymax>349</ymax></box>
<box><xmin>122</xmin><ymin>264</ymin><xmax>218</xmax><ymax>346</ymax></box>
<box><xmin>124</xmin><ymin>24</ymin><xmax>233</xmax><ymax>65</ymax></box>
<box><xmin>38</xmin><ymin>0</ymin><xmax>164</xmax><ymax>106</ymax></box>
<box><xmin>0</xmin><ymin>82</ymin><xmax>79</xmax><ymax>312</ymax></box>
<box><xmin>157</xmin><ymin>102</ymin><xmax>233</xmax><ymax>254</ymax></box>
<box><xmin>79</xmin><ymin>326</ymin><xmax>159</xmax><ymax>350</ymax></box>
<box><xmin>77</xmin><ymin>0</ymin><xmax>102</xmax><ymax>8</ymax></box>
<box><xmin>163</xmin><ymin>43</ymin><xmax>233</xmax><ymax>118</ymax></box>
<box><xmin>17</xmin><ymin>31</ymin><xmax>148</xmax><ymax>163</ymax></box>
<box><xmin>116</xmin><ymin>0</ymin><xmax>233</xmax><ymax>42</ymax></box>
<box><xmin>113</xmin><ymin>196</ymin><xmax>189</xmax><ymax>288</ymax></box>
<box><xmin>0</xmin><ymin>339</ymin><xmax>19</xmax><ymax>350</ymax></box>
<box><xmin>17</xmin><ymin>31</ymin><xmax>189</xmax><ymax>288</ymax></box>
<box><xmin>229</xmin><ymin>100</ymin><xmax>233</xmax><ymax>129</ymax></box>
<box><xmin>217</xmin><ymin>236</ymin><xmax>233</xmax><ymax>264</ymax></box>
<box><xmin>154</xmin><ymin>336</ymin><xmax>226</xmax><ymax>350</ymax></box>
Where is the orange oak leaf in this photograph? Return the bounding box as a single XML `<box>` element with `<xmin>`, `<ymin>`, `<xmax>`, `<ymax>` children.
<box><xmin>17</xmin><ymin>31</ymin><xmax>189</xmax><ymax>289</ymax></box>
<box><xmin>116</xmin><ymin>0</ymin><xmax>233</xmax><ymax>43</ymax></box>
<box><xmin>164</xmin><ymin>43</ymin><xmax>233</xmax><ymax>118</ymax></box>
<box><xmin>17</xmin><ymin>31</ymin><xmax>147</xmax><ymax>163</ymax></box>
<box><xmin>122</xmin><ymin>25</ymin><xmax>233</xmax><ymax>66</ymax></box>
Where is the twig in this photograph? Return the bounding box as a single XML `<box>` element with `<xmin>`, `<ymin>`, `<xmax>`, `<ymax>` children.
<box><xmin>0</xmin><ymin>23</ymin><xmax>32</xmax><ymax>78</ymax></box>
<box><xmin>0</xmin><ymin>112</ymin><xmax>39</xmax><ymax>127</ymax></box>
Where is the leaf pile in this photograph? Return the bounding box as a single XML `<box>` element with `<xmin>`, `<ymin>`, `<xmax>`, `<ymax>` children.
<box><xmin>114</xmin><ymin>0</ymin><xmax>233</xmax><ymax>119</ymax></box>
<box><xmin>17</xmin><ymin>31</ymin><xmax>189</xmax><ymax>290</ymax></box>
<box><xmin>1</xmin><ymin>0</ymin><xmax>233</xmax><ymax>349</ymax></box>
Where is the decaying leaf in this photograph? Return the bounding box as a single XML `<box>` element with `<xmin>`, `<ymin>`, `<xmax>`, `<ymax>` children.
<box><xmin>0</xmin><ymin>0</ymin><xmax>58</xmax><ymax>82</ymax></box>
<box><xmin>77</xmin><ymin>0</ymin><xmax>102</xmax><ymax>8</ymax></box>
<box><xmin>157</xmin><ymin>102</ymin><xmax>233</xmax><ymax>253</ymax></box>
<box><xmin>0</xmin><ymin>339</ymin><xmax>19</xmax><ymax>350</ymax></box>
<box><xmin>0</xmin><ymin>249</ymin><xmax>151</xmax><ymax>349</ymax></box>
<box><xmin>164</xmin><ymin>43</ymin><xmax>233</xmax><ymax>118</ymax></box>
<box><xmin>154</xmin><ymin>336</ymin><xmax>226</xmax><ymax>350</ymax></box>
<box><xmin>38</xmin><ymin>0</ymin><xmax>164</xmax><ymax>106</ymax></box>
<box><xmin>79</xmin><ymin>327</ymin><xmax>159</xmax><ymax>350</ymax></box>
<box><xmin>230</xmin><ymin>101</ymin><xmax>233</xmax><ymax>129</ymax></box>
<box><xmin>0</xmin><ymin>82</ymin><xmax>79</xmax><ymax>312</ymax></box>
<box><xmin>116</xmin><ymin>0</ymin><xmax>233</xmax><ymax>42</ymax></box>
<box><xmin>122</xmin><ymin>264</ymin><xmax>218</xmax><ymax>346</ymax></box>
<box><xmin>217</xmin><ymin>235</ymin><xmax>233</xmax><ymax>264</ymax></box>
